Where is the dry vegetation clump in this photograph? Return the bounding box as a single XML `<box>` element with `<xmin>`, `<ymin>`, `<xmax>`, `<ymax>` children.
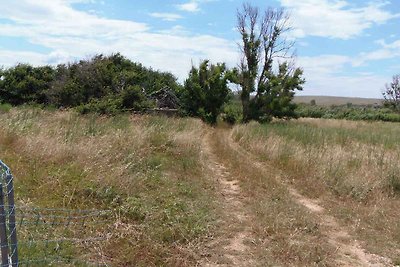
<box><xmin>0</xmin><ymin>107</ymin><xmax>218</xmax><ymax>266</ymax></box>
<box><xmin>232</xmin><ymin>118</ymin><xmax>400</xmax><ymax>263</ymax></box>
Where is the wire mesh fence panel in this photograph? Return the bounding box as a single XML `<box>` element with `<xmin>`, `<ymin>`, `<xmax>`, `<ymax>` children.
<box><xmin>0</xmin><ymin>160</ymin><xmax>112</xmax><ymax>266</ymax></box>
<box><xmin>17</xmin><ymin>207</ymin><xmax>112</xmax><ymax>266</ymax></box>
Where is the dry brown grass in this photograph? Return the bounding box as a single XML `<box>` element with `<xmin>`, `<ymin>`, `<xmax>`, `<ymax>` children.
<box><xmin>207</xmin><ymin>128</ymin><xmax>335</xmax><ymax>266</ymax></box>
<box><xmin>2</xmin><ymin>107</ymin><xmax>399</xmax><ymax>265</ymax></box>
<box><xmin>232</xmin><ymin>118</ymin><xmax>400</xmax><ymax>264</ymax></box>
<box><xmin>0</xmin><ymin>107</ymin><xmax>219</xmax><ymax>266</ymax></box>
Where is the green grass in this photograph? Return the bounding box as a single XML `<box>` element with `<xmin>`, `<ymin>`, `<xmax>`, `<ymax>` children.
<box><xmin>0</xmin><ymin>103</ymin><xmax>12</xmax><ymax>113</ymax></box>
<box><xmin>296</xmin><ymin>103</ymin><xmax>400</xmax><ymax>122</ymax></box>
<box><xmin>246</xmin><ymin>119</ymin><xmax>400</xmax><ymax>148</ymax></box>
<box><xmin>293</xmin><ymin>95</ymin><xmax>382</xmax><ymax>106</ymax></box>
<box><xmin>0</xmin><ymin>108</ymin><xmax>218</xmax><ymax>266</ymax></box>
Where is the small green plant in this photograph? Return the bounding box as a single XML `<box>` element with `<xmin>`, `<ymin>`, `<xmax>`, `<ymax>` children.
<box><xmin>0</xmin><ymin>103</ymin><xmax>11</xmax><ymax>113</ymax></box>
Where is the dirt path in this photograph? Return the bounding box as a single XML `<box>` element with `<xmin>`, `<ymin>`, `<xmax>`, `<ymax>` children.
<box><xmin>228</xmin><ymin>131</ymin><xmax>393</xmax><ymax>267</ymax></box>
<box><xmin>199</xmin><ymin>131</ymin><xmax>256</xmax><ymax>267</ymax></box>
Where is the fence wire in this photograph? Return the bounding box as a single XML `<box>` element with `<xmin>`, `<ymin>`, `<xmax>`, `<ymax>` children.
<box><xmin>0</xmin><ymin>160</ymin><xmax>112</xmax><ymax>266</ymax></box>
<box><xmin>0</xmin><ymin>160</ymin><xmax>18</xmax><ymax>267</ymax></box>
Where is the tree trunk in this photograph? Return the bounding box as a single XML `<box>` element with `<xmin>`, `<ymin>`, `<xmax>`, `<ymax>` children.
<box><xmin>241</xmin><ymin>90</ymin><xmax>250</xmax><ymax>122</ymax></box>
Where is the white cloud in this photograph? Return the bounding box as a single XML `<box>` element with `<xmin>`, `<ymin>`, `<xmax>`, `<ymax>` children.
<box><xmin>298</xmin><ymin>55</ymin><xmax>351</xmax><ymax>74</ymax></box>
<box><xmin>0</xmin><ymin>0</ymin><xmax>148</xmax><ymax>38</ymax></box>
<box><xmin>297</xmin><ymin>73</ymin><xmax>388</xmax><ymax>98</ymax></box>
<box><xmin>0</xmin><ymin>50</ymin><xmax>49</xmax><ymax>67</ymax></box>
<box><xmin>159</xmin><ymin>25</ymin><xmax>189</xmax><ymax>35</ymax></box>
<box><xmin>0</xmin><ymin>0</ymin><xmax>238</xmax><ymax>81</ymax></box>
<box><xmin>176</xmin><ymin>1</ymin><xmax>200</xmax><ymax>12</ymax></box>
<box><xmin>380</xmin><ymin>39</ymin><xmax>400</xmax><ymax>49</ymax></box>
<box><xmin>297</xmin><ymin>54</ymin><xmax>387</xmax><ymax>98</ymax></box>
<box><xmin>149</xmin><ymin>12</ymin><xmax>182</xmax><ymax>21</ymax></box>
<box><xmin>353</xmin><ymin>39</ymin><xmax>400</xmax><ymax>66</ymax></box>
<box><xmin>280</xmin><ymin>0</ymin><xmax>400</xmax><ymax>39</ymax></box>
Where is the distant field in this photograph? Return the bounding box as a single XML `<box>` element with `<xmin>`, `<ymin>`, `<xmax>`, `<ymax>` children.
<box><xmin>294</xmin><ymin>95</ymin><xmax>383</xmax><ymax>106</ymax></box>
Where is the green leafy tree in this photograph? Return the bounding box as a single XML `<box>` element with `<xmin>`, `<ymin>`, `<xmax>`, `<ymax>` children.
<box><xmin>0</xmin><ymin>64</ymin><xmax>55</xmax><ymax>105</ymax></box>
<box><xmin>383</xmin><ymin>74</ymin><xmax>400</xmax><ymax>111</ymax></box>
<box><xmin>236</xmin><ymin>3</ymin><xmax>304</xmax><ymax>122</ymax></box>
<box><xmin>250</xmin><ymin>63</ymin><xmax>304</xmax><ymax>121</ymax></box>
<box><xmin>182</xmin><ymin>60</ymin><xmax>232</xmax><ymax>124</ymax></box>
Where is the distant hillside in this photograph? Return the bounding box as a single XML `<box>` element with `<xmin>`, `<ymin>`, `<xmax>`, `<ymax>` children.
<box><xmin>294</xmin><ymin>96</ymin><xmax>383</xmax><ymax>106</ymax></box>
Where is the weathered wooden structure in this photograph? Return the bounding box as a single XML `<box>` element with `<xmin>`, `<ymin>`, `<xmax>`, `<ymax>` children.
<box><xmin>147</xmin><ymin>87</ymin><xmax>180</xmax><ymax>116</ymax></box>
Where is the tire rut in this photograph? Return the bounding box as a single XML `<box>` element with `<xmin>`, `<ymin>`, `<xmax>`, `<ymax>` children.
<box><xmin>228</xmin><ymin>130</ymin><xmax>393</xmax><ymax>267</ymax></box>
<box><xmin>199</xmin><ymin>131</ymin><xmax>256</xmax><ymax>267</ymax></box>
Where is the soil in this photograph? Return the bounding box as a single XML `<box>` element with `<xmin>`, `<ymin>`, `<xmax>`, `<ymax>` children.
<box><xmin>199</xmin><ymin>132</ymin><xmax>256</xmax><ymax>267</ymax></box>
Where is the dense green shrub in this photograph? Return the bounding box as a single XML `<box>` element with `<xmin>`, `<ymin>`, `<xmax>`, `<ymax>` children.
<box><xmin>76</xmin><ymin>96</ymin><xmax>123</xmax><ymax>115</ymax></box>
<box><xmin>76</xmin><ymin>85</ymin><xmax>152</xmax><ymax>115</ymax></box>
<box><xmin>221</xmin><ymin>100</ymin><xmax>243</xmax><ymax>124</ymax></box>
<box><xmin>181</xmin><ymin>60</ymin><xmax>232</xmax><ymax>124</ymax></box>
<box><xmin>0</xmin><ymin>64</ymin><xmax>55</xmax><ymax>105</ymax></box>
<box><xmin>48</xmin><ymin>53</ymin><xmax>181</xmax><ymax>108</ymax></box>
<box><xmin>0</xmin><ymin>53</ymin><xmax>181</xmax><ymax>115</ymax></box>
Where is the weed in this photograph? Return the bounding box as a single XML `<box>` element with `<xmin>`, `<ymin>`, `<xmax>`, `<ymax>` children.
<box><xmin>0</xmin><ymin>103</ymin><xmax>11</xmax><ymax>113</ymax></box>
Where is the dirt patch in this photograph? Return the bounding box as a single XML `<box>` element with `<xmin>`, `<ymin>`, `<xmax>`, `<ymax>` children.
<box><xmin>199</xmin><ymin>132</ymin><xmax>256</xmax><ymax>267</ymax></box>
<box><xmin>290</xmin><ymin>188</ymin><xmax>392</xmax><ymax>267</ymax></box>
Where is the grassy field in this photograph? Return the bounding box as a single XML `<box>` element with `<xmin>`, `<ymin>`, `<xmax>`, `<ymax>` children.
<box><xmin>232</xmin><ymin>118</ymin><xmax>400</xmax><ymax>264</ymax></box>
<box><xmin>0</xmin><ymin>107</ymin><xmax>219</xmax><ymax>266</ymax></box>
<box><xmin>294</xmin><ymin>95</ymin><xmax>383</xmax><ymax>106</ymax></box>
<box><xmin>0</xmin><ymin>107</ymin><xmax>399</xmax><ymax>266</ymax></box>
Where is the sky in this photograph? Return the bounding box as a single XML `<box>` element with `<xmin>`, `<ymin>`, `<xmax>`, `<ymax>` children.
<box><xmin>0</xmin><ymin>0</ymin><xmax>399</xmax><ymax>98</ymax></box>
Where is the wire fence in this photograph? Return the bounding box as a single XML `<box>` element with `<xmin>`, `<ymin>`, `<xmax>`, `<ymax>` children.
<box><xmin>0</xmin><ymin>160</ymin><xmax>112</xmax><ymax>266</ymax></box>
<box><xmin>0</xmin><ymin>160</ymin><xmax>18</xmax><ymax>266</ymax></box>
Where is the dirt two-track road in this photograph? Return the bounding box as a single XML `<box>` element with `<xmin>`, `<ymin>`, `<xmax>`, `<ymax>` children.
<box><xmin>199</xmin><ymin>128</ymin><xmax>394</xmax><ymax>267</ymax></box>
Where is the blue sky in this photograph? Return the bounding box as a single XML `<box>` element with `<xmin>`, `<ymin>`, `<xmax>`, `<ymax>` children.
<box><xmin>0</xmin><ymin>0</ymin><xmax>399</xmax><ymax>98</ymax></box>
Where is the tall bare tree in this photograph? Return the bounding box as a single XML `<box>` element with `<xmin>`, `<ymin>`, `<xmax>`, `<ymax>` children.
<box><xmin>236</xmin><ymin>3</ymin><xmax>303</xmax><ymax>122</ymax></box>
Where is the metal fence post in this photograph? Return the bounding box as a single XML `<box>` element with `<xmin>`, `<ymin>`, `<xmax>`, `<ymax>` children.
<box><xmin>6</xmin><ymin>173</ymin><xmax>18</xmax><ymax>267</ymax></box>
<box><xmin>0</xmin><ymin>182</ymin><xmax>9</xmax><ymax>267</ymax></box>
<box><xmin>0</xmin><ymin>160</ymin><xmax>108</xmax><ymax>266</ymax></box>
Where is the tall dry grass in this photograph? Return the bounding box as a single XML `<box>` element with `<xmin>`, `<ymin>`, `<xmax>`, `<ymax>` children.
<box><xmin>209</xmin><ymin>129</ymin><xmax>335</xmax><ymax>266</ymax></box>
<box><xmin>0</xmin><ymin>107</ymin><xmax>217</xmax><ymax>266</ymax></box>
<box><xmin>232</xmin><ymin>118</ymin><xmax>400</xmax><ymax>263</ymax></box>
